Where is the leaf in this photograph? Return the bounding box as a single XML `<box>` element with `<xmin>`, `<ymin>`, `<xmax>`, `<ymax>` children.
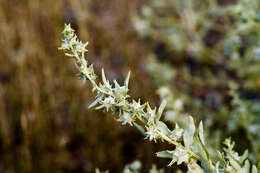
<box><xmin>157</xmin><ymin>121</ymin><xmax>171</xmax><ymax>137</ymax></box>
<box><xmin>241</xmin><ymin>160</ymin><xmax>250</xmax><ymax>173</ymax></box>
<box><xmin>240</xmin><ymin>150</ymin><xmax>248</xmax><ymax>163</ymax></box>
<box><xmin>195</xmin><ymin>136</ymin><xmax>214</xmax><ymax>173</ymax></box>
<box><xmin>113</xmin><ymin>80</ymin><xmax>120</xmax><ymax>88</ymax></box>
<box><xmin>217</xmin><ymin>151</ymin><xmax>226</xmax><ymax>166</ymax></box>
<box><xmin>183</xmin><ymin>116</ymin><xmax>195</xmax><ymax>148</ymax></box>
<box><xmin>227</xmin><ymin>155</ymin><xmax>241</xmax><ymax>171</ymax></box>
<box><xmin>157</xmin><ymin>100</ymin><xmax>167</xmax><ymax>121</ymax></box>
<box><xmin>215</xmin><ymin>162</ymin><xmax>220</xmax><ymax>173</ymax></box>
<box><xmin>88</xmin><ymin>99</ymin><xmax>99</xmax><ymax>109</ymax></box>
<box><xmin>101</xmin><ymin>68</ymin><xmax>107</xmax><ymax>84</ymax></box>
<box><xmin>133</xmin><ymin>122</ymin><xmax>145</xmax><ymax>135</ymax></box>
<box><xmin>198</xmin><ymin>121</ymin><xmax>205</xmax><ymax>145</ymax></box>
<box><xmin>156</xmin><ymin>151</ymin><xmax>172</xmax><ymax>159</ymax></box>
<box><xmin>124</xmin><ymin>71</ymin><xmax>131</xmax><ymax>88</ymax></box>
<box><xmin>252</xmin><ymin>165</ymin><xmax>257</xmax><ymax>173</ymax></box>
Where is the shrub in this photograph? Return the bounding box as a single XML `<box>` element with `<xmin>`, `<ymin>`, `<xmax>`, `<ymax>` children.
<box><xmin>59</xmin><ymin>24</ymin><xmax>259</xmax><ymax>173</ymax></box>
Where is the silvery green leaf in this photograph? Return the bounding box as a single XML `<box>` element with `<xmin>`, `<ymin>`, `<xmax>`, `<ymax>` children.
<box><xmin>133</xmin><ymin>122</ymin><xmax>145</xmax><ymax>135</ymax></box>
<box><xmin>215</xmin><ymin>162</ymin><xmax>220</xmax><ymax>173</ymax></box>
<box><xmin>217</xmin><ymin>151</ymin><xmax>226</xmax><ymax>166</ymax></box>
<box><xmin>240</xmin><ymin>150</ymin><xmax>248</xmax><ymax>163</ymax></box>
<box><xmin>88</xmin><ymin>98</ymin><xmax>100</xmax><ymax>109</ymax></box>
<box><xmin>65</xmin><ymin>53</ymin><xmax>75</xmax><ymax>57</ymax></box>
<box><xmin>184</xmin><ymin>116</ymin><xmax>195</xmax><ymax>148</ymax></box>
<box><xmin>157</xmin><ymin>100</ymin><xmax>167</xmax><ymax>121</ymax></box>
<box><xmin>95</xmin><ymin>105</ymin><xmax>105</xmax><ymax>110</ymax></box>
<box><xmin>157</xmin><ymin>121</ymin><xmax>171</xmax><ymax>137</ymax></box>
<box><xmin>187</xmin><ymin>159</ymin><xmax>204</xmax><ymax>173</ymax></box>
<box><xmin>195</xmin><ymin>137</ymin><xmax>213</xmax><ymax>173</ymax></box>
<box><xmin>113</xmin><ymin>80</ymin><xmax>120</xmax><ymax>88</ymax></box>
<box><xmin>252</xmin><ymin>165</ymin><xmax>257</xmax><ymax>173</ymax></box>
<box><xmin>124</xmin><ymin>71</ymin><xmax>131</xmax><ymax>88</ymax></box>
<box><xmin>101</xmin><ymin>68</ymin><xmax>108</xmax><ymax>84</ymax></box>
<box><xmin>156</xmin><ymin>151</ymin><xmax>172</xmax><ymax>159</ymax></box>
<box><xmin>227</xmin><ymin>155</ymin><xmax>241</xmax><ymax>170</ymax></box>
<box><xmin>241</xmin><ymin>160</ymin><xmax>250</xmax><ymax>173</ymax></box>
<box><xmin>208</xmin><ymin>160</ymin><xmax>215</xmax><ymax>173</ymax></box>
<box><xmin>198</xmin><ymin>121</ymin><xmax>205</xmax><ymax>145</ymax></box>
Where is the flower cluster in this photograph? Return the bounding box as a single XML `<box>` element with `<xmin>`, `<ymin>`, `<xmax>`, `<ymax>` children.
<box><xmin>59</xmin><ymin>23</ymin><xmax>199</xmax><ymax>165</ymax></box>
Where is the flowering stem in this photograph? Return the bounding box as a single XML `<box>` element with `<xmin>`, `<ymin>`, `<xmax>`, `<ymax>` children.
<box><xmin>156</xmin><ymin>130</ymin><xmax>200</xmax><ymax>160</ymax></box>
<box><xmin>59</xmin><ymin>23</ymin><xmax>201</xmax><ymax>168</ymax></box>
<box><xmin>135</xmin><ymin>111</ymin><xmax>200</xmax><ymax>160</ymax></box>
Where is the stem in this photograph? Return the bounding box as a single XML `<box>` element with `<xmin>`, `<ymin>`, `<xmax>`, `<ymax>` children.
<box><xmin>137</xmin><ymin>113</ymin><xmax>200</xmax><ymax>161</ymax></box>
<box><xmin>156</xmin><ymin>130</ymin><xmax>200</xmax><ymax>160</ymax></box>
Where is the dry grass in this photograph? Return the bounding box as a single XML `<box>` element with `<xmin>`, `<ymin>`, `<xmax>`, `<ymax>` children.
<box><xmin>0</xmin><ymin>0</ymin><xmax>166</xmax><ymax>172</ymax></box>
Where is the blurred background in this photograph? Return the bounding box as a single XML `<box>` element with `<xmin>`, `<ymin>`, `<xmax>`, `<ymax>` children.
<box><xmin>0</xmin><ymin>0</ymin><xmax>259</xmax><ymax>172</ymax></box>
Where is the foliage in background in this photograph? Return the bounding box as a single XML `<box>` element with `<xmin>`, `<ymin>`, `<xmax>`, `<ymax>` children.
<box><xmin>133</xmin><ymin>0</ymin><xmax>260</xmax><ymax>163</ymax></box>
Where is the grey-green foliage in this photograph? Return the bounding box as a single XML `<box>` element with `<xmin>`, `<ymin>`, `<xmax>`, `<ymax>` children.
<box><xmin>132</xmin><ymin>0</ymin><xmax>228</xmax><ymax>57</ymax></box>
<box><xmin>146</xmin><ymin>54</ymin><xmax>175</xmax><ymax>85</ymax></box>
<box><xmin>133</xmin><ymin>0</ymin><xmax>260</xmax><ymax>164</ymax></box>
<box><xmin>59</xmin><ymin>24</ymin><xmax>259</xmax><ymax>172</ymax></box>
<box><xmin>133</xmin><ymin>0</ymin><xmax>259</xmax><ymax>59</ymax></box>
<box><xmin>133</xmin><ymin>0</ymin><xmax>260</xmax><ymax>88</ymax></box>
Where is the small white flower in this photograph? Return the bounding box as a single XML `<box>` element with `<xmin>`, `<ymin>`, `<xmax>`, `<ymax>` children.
<box><xmin>102</xmin><ymin>96</ymin><xmax>115</xmax><ymax>111</ymax></box>
<box><xmin>146</xmin><ymin>125</ymin><xmax>159</xmax><ymax>142</ymax></box>
<box><xmin>69</xmin><ymin>35</ymin><xmax>78</xmax><ymax>48</ymax></box>
<box><xmin>118</xmin><ymin>112</ymin><xmax>134</xmax><ymax>126</ymax></box>
<box><xmin>169</xmin><ymin>146</ymin><xmax>190</xmax><ymax>165</ymax></box>
<box><xmin>114</xmin><ymin>85</ymin><xmax>128</xmax><ymax>100</ymax></box>
<box><xmin>132</xmin><ymin>99</ymin><xmax>145</xmax><ymax>113</ymax></box>
<box><xmin>60</xmin><ymin>39</ymin><xmax>70</xmax><ymax>50</ymax></box>
<box><xmin>147</xmin><ymin>105</ymin><xmax>157</xmax><ymax>124</ymax></box>
<box><xmin>62</xmin><ymin>24</ymin><xmax>74</xmax><ymax>35</ymax></box>
<box><xmin>75</xmin><ymin>41</ymin><xmax>88</xmax><ymax>53</ymax></box>
<box><xmin>171</xmin><ymin>124</ymin><xmax>184</xmax><ymax>141</ymax></box>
